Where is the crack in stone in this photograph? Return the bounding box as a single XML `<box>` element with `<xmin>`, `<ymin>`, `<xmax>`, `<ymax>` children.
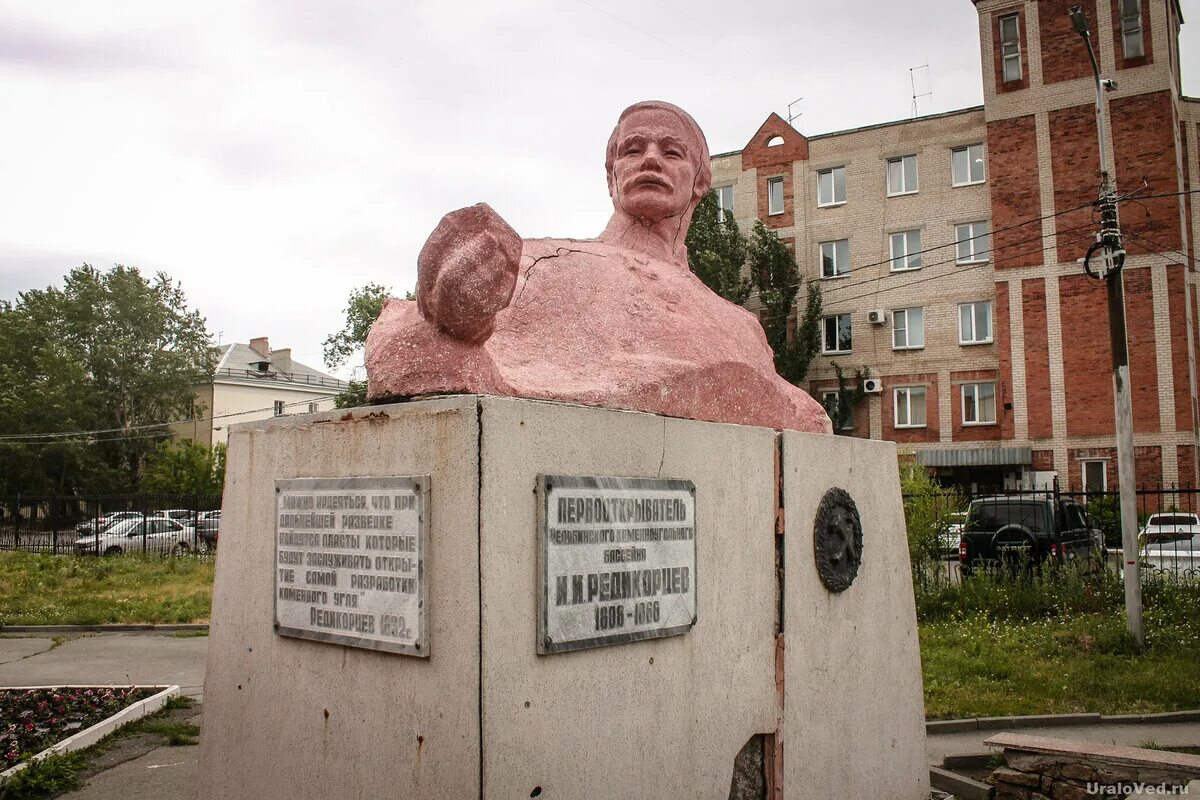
<box><xmin>513</xmin><ymin>247</ymin><xmax>606</xmax><ymax>304</ymax></box>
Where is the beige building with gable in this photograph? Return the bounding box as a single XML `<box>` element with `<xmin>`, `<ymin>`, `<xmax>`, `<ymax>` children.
<box><xmin>173</xmin><ymin>337</ymin><xmax>347</xmax><ymax>448</ymax></box>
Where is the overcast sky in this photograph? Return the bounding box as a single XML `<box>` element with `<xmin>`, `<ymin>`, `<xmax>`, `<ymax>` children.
<box><xmin>4</xmin><ymin>1</ymin><xmax>1200</xmax><ymax>379</ymax></box>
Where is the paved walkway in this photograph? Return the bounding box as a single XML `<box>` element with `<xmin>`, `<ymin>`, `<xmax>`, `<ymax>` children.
<box><xmin>1</xmin><ymin>632</ymin><xmax>207</xmax><ymax>800</ymax></box>
<box><xmin>3</xmin><ymin>632</ymin><xmax>1199</xmax><ymax>797</ymax></box>
<box><xmin>0</xmin><ymin>632</ymin><xmax>207</xmax><ymax>699</ymax></box>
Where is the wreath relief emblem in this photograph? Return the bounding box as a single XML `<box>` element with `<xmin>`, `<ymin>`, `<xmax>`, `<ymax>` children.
<box><xmin>813</xmin><ymin>487</ymin><xmax>863</xmax><ymax>593</ymax></box>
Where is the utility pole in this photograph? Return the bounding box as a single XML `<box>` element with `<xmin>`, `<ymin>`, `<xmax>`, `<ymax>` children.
<box><xmin>1069</xmin><ymin>6</ymin><xmax>1143</xmax><ymax>645</ymax></box>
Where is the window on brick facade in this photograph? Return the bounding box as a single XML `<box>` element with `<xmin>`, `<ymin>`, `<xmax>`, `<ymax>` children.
<box><xmin>716</xmin><ymin>185</ymin><xmax>734</xmax><ymax>222</ymax></box>
<box><xmin>955</xmin><ymin>299</ymin><xmax>993</xmax><ymax>345</ymax></box>
<box><xmin>952</xmin><ymin>144</ymin><xmax>986</xmax><ymax>186</ymax></box>
<box><xmin>1121</xmin><ymin>0</ymin><xmax>1144</xmax><ymax>59</ymax></box>
<box><xmin>273</xmin><ymin>400</ymin><xmax>285</xmax><ymax>416</ymax></box>
<box><xmin>822</xmin><ymin>313</ymin><xmax>852</xmax><ymax>354</ymax></box>
<box><xmin>959</xmin><ymin>301</ymin><xmax>993</xmax><ymax>344</ymax></box>
<box><xmin>999</xmin><ymin>13</ymin><xmax>1022</xmax><ymax>82</ymax></box>
<box><xmin>892</xmin><ymin>307</ymin><xmax>925</xmax><ymax>350</ymax></box>
<box><xmin>821</xmin><ymin>391</ymin><xmax>855</xmax><ymax>431</ymax></box>
<box><xmin>890</xmin><ymin>229</ymin><xmax>922</xmax><ymax>271</ymax></box>
<box><xmin>1082</xmin><ymin>460</ymin><xmax>1108</xmax><ymax>494</ymax></box>
<box><xmin>767</xmin><ymin>177</ymin><xmax>784</xmax><ymax>215</ymax></box>
<box><xmin>962</xmin><ymin>382</ymin><xmax>997</xmax><ymax>425</ymax></box>
<box><xmin>886</xmin><ymin>155</ymin><xmax>918</xmax><ymax>196</ymax></box>
<box><xmin>820</xmin><ymin>239</ymin><xmax>850</xmax><ymax>278</ymax></box>
<box><xmin>955</xmin><ymin>221</ymin><xmax>991</xmax><ymax>263</ymax></box>
<box><xmin>894</xmin><ymin>386</ymin><xmax>927</xmax><ymax>428</ymax></box>
<box><xmin>817</xmin><ymin>166</ymin><xmax>846</xmax><ymax>206</ymax></box>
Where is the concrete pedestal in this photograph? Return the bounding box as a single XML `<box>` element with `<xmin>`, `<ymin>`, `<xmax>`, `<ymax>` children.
<box><xmin>198</xmin><ymin>396</ymin><xmax>928</xmax><ymax>799</ymax></box>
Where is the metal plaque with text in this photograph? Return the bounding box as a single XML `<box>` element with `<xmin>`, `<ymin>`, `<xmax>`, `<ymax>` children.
<box><xmin>537</xmin><ymin>475</ymin><xmax>697</xmax><ymax>655</ymax></box>
<box><xmin>274</xmin><ymin>476</ymin><xmax>429</xmax><ymax>657</ymax></box>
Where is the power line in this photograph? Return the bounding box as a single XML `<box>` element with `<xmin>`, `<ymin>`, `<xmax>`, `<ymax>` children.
<box><xmin>0</xmin><ymin>396</ymin><xmax>328</xmax><ymax>444</ymax></box>
<box><xmin>743</xmin><ymin>197</ymin><xmax>1099</xmax><ymax>303</ymax></box>
<box><xmin>752</xmin><ymin>226</ymin><xmax>1098</xmax><ymax>328</ymax></box>
<box><xmin>742</xmin><ymin>185</ymin><xmax>1200</xmax><ymax>303</ymax></box>
<box><xmin>819</xmin><ymin>220</ymin><xmax>1096</xmax><ymax>300</ymax></box>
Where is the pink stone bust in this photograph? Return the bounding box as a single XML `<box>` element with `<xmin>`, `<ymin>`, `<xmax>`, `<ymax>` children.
<box><xmin>366</xmin><ymin>101</ymin><xmax>831</xmax><ymax>434</ymax></box>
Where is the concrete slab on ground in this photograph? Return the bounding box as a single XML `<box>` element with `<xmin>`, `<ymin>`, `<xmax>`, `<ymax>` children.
<box><xmin>0</xmin><ymin>636</ymin><xmax>56</xmax><ymax>665</ymax></box>
<box><xmin>0</xmin><ymin>632</ymin><xmax>207</xmax><ymax>698</ymax></box>
<box><xmin>928</xmin><ymin>721</ymin><xmax>1200</xmax><ymax>765</ymax></box>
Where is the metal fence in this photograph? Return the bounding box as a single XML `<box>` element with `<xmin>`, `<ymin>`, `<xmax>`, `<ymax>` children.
<box><xmin>906</xmin><ymin>484</ymin><xmax>1200</xmax><ymax>586</ymax></box>
<box><xmin>0</xmin><ymin>494</ymin><xmax>221</xmax><ymax>558</ymax></box>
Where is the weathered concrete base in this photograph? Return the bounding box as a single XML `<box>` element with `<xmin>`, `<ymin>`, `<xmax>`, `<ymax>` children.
<box><xmin>198</xmin><ymin>396</ymin><xmax>927</xmax><ymax>799</ymax></box>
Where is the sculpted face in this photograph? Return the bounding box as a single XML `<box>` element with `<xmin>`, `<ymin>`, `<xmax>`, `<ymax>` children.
<box><xmin>610</xmin><ymin>108</ymin><xmax>699</xmax><ymax>223</ymax></box>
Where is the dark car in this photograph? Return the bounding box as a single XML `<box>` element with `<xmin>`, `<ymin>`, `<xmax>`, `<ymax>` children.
<box><xmin>194</xmin><ymin>510</ymin><xmax>220</xmax><ymax>552</ymax></box>
<box><xmin>959</xmin><ymin>495</ymin><xmax>1102</xmax><ymax>576</ymax></box>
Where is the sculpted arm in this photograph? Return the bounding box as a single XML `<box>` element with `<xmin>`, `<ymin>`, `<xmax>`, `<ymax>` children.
<box><xmin>415</xmin><ymin>204</ymin><xmax>522</xmax><ymax>343</ymax></box>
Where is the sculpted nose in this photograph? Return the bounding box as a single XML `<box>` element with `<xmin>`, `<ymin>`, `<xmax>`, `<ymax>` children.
<box><xmin>640</xmin><ymin>146</ymin><xmax>664</xmax><ymax>170</ymax></box>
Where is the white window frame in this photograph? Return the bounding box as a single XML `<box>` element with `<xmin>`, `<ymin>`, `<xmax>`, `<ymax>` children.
<box><xmin>820</xmin><ymin>239</ymin><xmax>850</xmax><ymax>279</ymax></box>
<box><xmin>822</xmin><ymin>313</ymin><xmax>852</xmax><ymax>354</ymax></box>
<box><xmin>307</xmin><ymin>401</ymin><xmax>319</xmax><ymax>413</ymax></box>
<box><xmin>959</xmin><ymin>300</ymin><xmax>993</xmax><ymax>345</ymax></box>
<box><xmin>715</xmin><ymin>184</ymin><xmax>735</xmax><ymax>222</ymax></box>
<box><xmin>893</xmin><ymin>386</ymin><xmax>927</xmax><ymax>429</ymax></box>
<box><xmin>821</xmin><ymin>390</ymin><xmax>855</xmax><ymax>431</ymax></box>
<box><xmin>767</xmin><ymin>177</ymin><xmax>784</xmax><ymax>216</ymax></box>
<box><xmin>1082</xmin><ymin>459</ymin><xmax>1108</xmax><ymax>495</ymax></box>
<box><xmin>892</xmin><ymin>307</ymin><xmax>925</xmax><ymax>350</ymax></box>
<box><xmin>951</xmin><ymin>143</ymin><xmax>986</xmax><ymax>186</ymax></box>
<box><xmin>955</xmin><ymin>220</ymin><xmax>991</xmax><ymax>264</ymax></box>
<box><xmin>889</xmin><ymin>229</ymin><xmax>922</xmax><ymax>271</ymax></box>
<box><xmin>886</xmin><ymin>154</ymin><xmax>919</xmax><ymax>196</ymax></box>
<box><xmin>961</xmin><ymin>382</ymin><xmax>998</xmax><ymax>426</ymax></box>
<box><xmin>1120</xmin><ymin>0</ymin><xmax>1144</xmax><ymax>59</ymax></box>
<box><xmin>273</xmin><ymin>400</ymin><xmax>285</xmax><ymax>416</ymax></box>
<box><xmin>999</xmin><ymin>13</ymin><xmax>1022</xmax><ymax>83</ymax></box>
<box><xmin>817</xmin><ymin>166</ymin><xmax>846</xmax><ymax>207</ymax></box>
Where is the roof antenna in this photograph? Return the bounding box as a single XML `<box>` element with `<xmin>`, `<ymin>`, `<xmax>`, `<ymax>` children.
<box><xmin>786</xmin><ymin>97</ymin><xmax>803</xmax><ymax>126</ymax></box>
<box><xmin>909</xmin><ymin>61</ymin><xmax>932</xmax><ymax>118</ymax></box>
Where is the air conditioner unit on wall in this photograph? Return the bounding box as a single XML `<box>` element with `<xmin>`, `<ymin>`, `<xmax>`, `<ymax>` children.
<box><xmin>867</xmin><ymin>309</ymin><xmax>887</xmax><ymax>325</ymax></box>
<box><xmin>862</xmin><ymin>378</ymin><xmax>883</xmax><ymax>394</ymax></box>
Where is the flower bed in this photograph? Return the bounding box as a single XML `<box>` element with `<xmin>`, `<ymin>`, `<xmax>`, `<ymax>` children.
<box><xmin>2</xmin><ymin>687</ymin><xmax>156</xmax><ymax>769</ymax></box>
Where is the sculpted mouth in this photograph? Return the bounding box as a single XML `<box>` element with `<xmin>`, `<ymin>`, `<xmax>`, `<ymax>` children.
<box><xmin>631</xmin><ymin>174</ymin><xmax>671</xmax><ymax>190</ymax></box>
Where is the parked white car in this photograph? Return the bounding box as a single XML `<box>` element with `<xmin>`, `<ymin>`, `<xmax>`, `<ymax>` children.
<box><xmin>74</xmin><ymin>516</ymin><xmax>192</xmax><ymax>556</ymax></box>
<box><xmin>1141</xmin><ymin>533</ymin><xmax>1200</xmax><ymax>581</ymax></box>
<box><xmin>1140</xmin><ymin>512</ymin><xmax>1200</xmax><ymax>545</ymax></box>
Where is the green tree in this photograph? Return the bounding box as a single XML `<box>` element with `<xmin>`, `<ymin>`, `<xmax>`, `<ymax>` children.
<box><xmin>0</xmin><ymin>265</ymin><xmax>215</xmax><ymax>494</ymax></box>
<box><xmin>684</xmin><ymin>191</ymin><xmax>752</xmax><ymax>303</ymax></box>
<box><xmin>323</xmin><ymin>283</ymin><xmax>408</xmax><ymax>408</ymax></box>
<box><xmin>748</xmin><ymin>221</ymin><xmax>822</xmax><ymax>385</ymax></box>
<box><xmin>322</xmin><ymin>283</ymin><xmax>393</xmax><ymax>371</ymax></box>
<box><xmin>142</xmin><ymin>441</ymin><xmax>226</xmax><ymax>498</ymax></box>
<box><xmin>820</xmin><ymin>362</ymin><xmax>871</xmax><ymax>435</ymax></box>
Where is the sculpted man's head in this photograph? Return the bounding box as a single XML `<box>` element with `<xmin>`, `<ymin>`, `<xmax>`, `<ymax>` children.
<box><xmin>604</xmin><ymin>101</ymin><xmax>712</xmax><ymax>225</ymax></box>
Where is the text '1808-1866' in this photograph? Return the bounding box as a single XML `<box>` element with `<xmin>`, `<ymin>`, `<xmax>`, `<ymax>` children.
<box><xmin>538</xmin><ymin>476</ymin><xmax>697</xmax><ymax>655</ymax></box>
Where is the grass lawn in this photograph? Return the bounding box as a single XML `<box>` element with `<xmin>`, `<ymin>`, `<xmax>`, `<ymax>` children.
<box><xmin>921</xmin><ymin>612</ymin><xmax>1200</xmax><ymax>719</ymax></box>
<box><xmin>0</xmin><ymin>552</ymin><xmax>213</xmax><ymax>626</ymax></box>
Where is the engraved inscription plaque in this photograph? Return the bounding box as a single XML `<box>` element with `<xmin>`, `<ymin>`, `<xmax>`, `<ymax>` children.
<box><xmin>537</xmin><ymin>475</ymin><xmax>697</xmax><ymax>655</ymax></box>
<box><xmin>274</xmin><ymin>476</ymin><xmax>429</xmax><ymax>657</ymax></box>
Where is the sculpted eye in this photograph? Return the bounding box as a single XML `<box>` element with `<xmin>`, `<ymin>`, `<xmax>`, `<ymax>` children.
<box><xmin>664</xmin><ymin>147</ymin><xmax>684</xmax><ymax>159</ymax></box>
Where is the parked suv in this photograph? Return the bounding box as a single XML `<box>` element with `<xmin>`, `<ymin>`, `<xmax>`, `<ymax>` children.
<box><xmin>959</xmin><ymin>495</ymin><xmax>1102</xmax><ymax>576</ymax></box>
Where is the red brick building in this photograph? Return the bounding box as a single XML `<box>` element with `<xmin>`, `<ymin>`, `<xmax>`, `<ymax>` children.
<box><xmin>710</xmin><ymin>0</ymin><xmax>1197</xmax><ymax>492</ymax></box>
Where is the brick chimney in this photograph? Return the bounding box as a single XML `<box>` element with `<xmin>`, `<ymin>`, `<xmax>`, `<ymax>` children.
<box><xmin>248</xmin><ymin>337</ymin><xmax>270</xmax><ymax>359</ymax></box>
<box><xmin>272</xmin><ymin>348</ymin><xmax>292</xmax><ymax>373</ymax></box>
